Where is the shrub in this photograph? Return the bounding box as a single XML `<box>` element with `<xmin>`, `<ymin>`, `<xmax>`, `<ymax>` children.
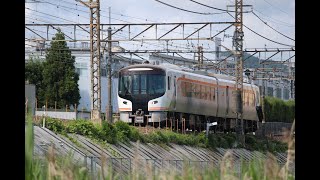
<box><xmin>129</xmin><ymin>126</ymin><xmax>143</xmax><ymax>142</ymax></box>
<box><xmin>114</xmin><ymin>121</ymin><xmax>132</xmax><ymax>142</ymax></box>
<box><xmin>66</xmin><ymin>120</ymin><xmax>97</xmax><ymax>137</ymax></box>
<box><xmin>45</xmin><ymin>118</ymin><xmax>65</xmax><ymax>133</ymax></box>
<box><xmin>264</xmin><ymin>96</ymin><xmax>295</xmax><ymax>122</ymax></box>
<box><xmin>99</xmin><ymin>121</ymin><xmax>118</xmax><ymax>144</ymax></box>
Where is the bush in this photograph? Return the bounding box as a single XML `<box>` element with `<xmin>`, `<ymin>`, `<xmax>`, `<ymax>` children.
<box><xmin>66</xmin><ymin>120</ymin><xmax>97</xmax><ymax>137</ymax></box>
<box><xmin>99</xmin><ymin>121</ymin><xmax>118</xmax><ymax>144</ymax></box>
<box><xmin>129</xmin><ymin>126</ymin><xmax>143</xmax><ymax>142</ymax></box>
<box><xmin>45</xmin><ymin>118</ymin><xmax>65</xmax><ymax>133</ymax></box>
<box><xmin>114</xmin><ymin>121</ymin><xmax>132</xmax><ymax>142</ymax></box>
<box><xmin>264</xmin><ymin>97</ymin><xmax>295</xmax><ymax>122</ymax></box>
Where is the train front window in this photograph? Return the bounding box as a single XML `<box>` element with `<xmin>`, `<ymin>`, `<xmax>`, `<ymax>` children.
<box><xmin>141</xmin><ymin>74</ymin><xmax>147</xmax><ymax>94</ymax></box>
<box><xmin>119</xmin><ymin>75</ymin><xmax>132</xmax><ymax>96</ymax></box>
<box><xmin>118</xmin><ymin>69</ymin><xmax>165</xmax><ymax>98</ymax></box>
<box><xmin>133</xmin><ymin>75</ymin><xmax>139</xmax><ymax>95</ymax></box>
<box><xmin>148</xmin><ymin>74</ymin><xmax>165</xmax><ymax>94</ymax></box>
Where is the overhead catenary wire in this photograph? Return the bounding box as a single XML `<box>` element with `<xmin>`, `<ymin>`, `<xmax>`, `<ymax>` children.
<box><xmin>252</xmin><ymin>11</ymin><xmax>294</xmax><ymax>41</ymax></box>
<box><xmin>253</xmin><ymin>8</ymin><xmax>294</xmax><ymax>27</ymax></box>
<box><xmin>227</xmin><ymin>12</ymin><xmax>294</xmax><ymax>47</ymax></box>
<box><xmin>26</xmin><ymin>2</ymin><xmax>132</xmax><ymax>24</ymax></box>
<box><xmin>188</xmin><ymin>0</ymin><xmax>294</xmax><ymax>42</ymax></box>
<box><xmin>26</xmin><ymin>0</ymin><xmax>239</xmax><ymax>61</ymax></box>
<box><xmin>154</xmin><ymin>0</ymin><xmax>227</xmax><ymax>15</ymax></box>
<box><xmin>262</xmin><ymin>0</ymin><xmax>291</xmax><ymax>17</ymax></box>
<box><xmin>244</xmin><ymin>25</ymin><xmax>294</xmax><ymax>47</ymax></box>
<box><xmin>189</xmin><ymin>0</ymin><xmax>251</xmax><ymax>13</ymax></box>
<box><xmin>25</xmin><ymin>17</ymin><xmax>90</xmax><ymax>38</ymax></box>
<box><xmin>27</xmin><ymin>0</ymin><xmax>231</xmax><ymax>53</ymax></box>
<box><xmin>28</xmin><ymin>0</ymin><xmax>216</xmax><ymax>45</ymax></box>
<box><xmin>26</xmin><ymin>7</ymin><xmax>79</xmax><ymax>23</ymax></box>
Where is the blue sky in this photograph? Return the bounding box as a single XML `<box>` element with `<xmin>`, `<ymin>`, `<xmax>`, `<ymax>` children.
<box><xmin>25</xmin><ymin>0</ymin><xmax>295</xmax><ymax>60</ymax></box>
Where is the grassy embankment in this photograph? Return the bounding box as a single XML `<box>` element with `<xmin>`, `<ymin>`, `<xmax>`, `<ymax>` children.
<box><xmin>26</xmin><ymin>115</ymin><xmax>295</xmax><ymax>179</ymax></box>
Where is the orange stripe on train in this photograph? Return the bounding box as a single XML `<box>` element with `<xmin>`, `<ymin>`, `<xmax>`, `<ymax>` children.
<box><xmin>149</xmin><ymin>107</ymin><xmax>168</xmax><ymax>111</ymax></box>
<box><xmin>177</xmin><ymin>77</ymin><xmax>255</xmax><ymax>93</ymax></box>
<box><xmin>119</xmin><ymin>108</ymin><xmax>131</xmax><ymax>111</ymax></box>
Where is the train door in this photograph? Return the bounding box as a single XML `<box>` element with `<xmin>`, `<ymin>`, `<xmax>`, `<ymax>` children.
<box><xmin>226</xmin><ymin>86</ymin><xmax>229</xmax><ymax>117</ymax></box>
<box><xmin>173</xmin><ymin>76</ymin><xmax>177</xmax><ymax>111</ymax></box>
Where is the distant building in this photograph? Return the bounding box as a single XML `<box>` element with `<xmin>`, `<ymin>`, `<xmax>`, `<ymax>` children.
<box><xmin>25</xmin><ymin>81</ymin><xmax>36</xmax><ymax>116</ymax></box>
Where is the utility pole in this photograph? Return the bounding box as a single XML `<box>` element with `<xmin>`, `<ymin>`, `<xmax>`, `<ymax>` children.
<box><xmin>197</xmin><ymin>46</ymin><xmax>203</xmax><ymax>70</ymax></box>
<box><xmin>233</xmin><ymin>0</ymin><xmax>244</xmax><ymax>143</ymax></box>
<box><xmin>106</xmin><ymin>26</ymin><xmax>113</xmax><ymax>123</ymax></box>
<box><xmin>78</xmin><ymin>0</ymin><xmax>102</xmax><ymax>123</ymax></box>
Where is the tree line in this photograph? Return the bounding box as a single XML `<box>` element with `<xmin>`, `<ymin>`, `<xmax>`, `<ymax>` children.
<box><xmin>25</xmin><ymin>29</ymin><xmax>80</xmax><ymax>109</ymax></box>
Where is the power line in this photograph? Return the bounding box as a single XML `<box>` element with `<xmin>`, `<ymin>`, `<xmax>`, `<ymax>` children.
<box><xmin>30</xmin><ymin>0</ymin><xmax>133</xmax><ymax>24</ymax></box>
<box><xmin>227</xmin><ymin>13</ymin><xmax>294</xmax><ymax>47</ymax></box>
<box><xmin>26</xmin><ymin>7</ymin><xmax>79</xmax><ymax>23</ymax></box>
<box><xmin>26</xmin><ymin>3</ymin><xmax>232</xmax><ymax>58</ymax></box>
<box><xmin>188</xmin><ymin>0</ymin><xmax>294</xmax><ymax>44</ymax></box>
<box><xmin>253</xmin><ymin>8</ymin><xmax>294</xmax><ymax>27</ymax></box>
<box><xmin>244</xmin><ymin>25</ymin><xmax>294</xmax><ymax>47</ymax></box>
<box><xmin>39</xmin><ymin>0</ymin><xmax>90</xmax><ymax>14</ymax></box>
<box><xmin>262</xmin><ymin>0</ymin><xmax>291</xmax><ymax>16</ymax></box>
<box><xmin>154</xmin><ymin>0</ymin><xmax>226</xmax><ymax>15</ymax></box>
<box><xmin>189</xmin><ymin>0</ymin><xmax>233</xmax><ymax>12</ymax></box>
<box><xmin>25</xmin><ymin>16</ymin><xmax>90</xmax><ymax>38</ymax></box>
<box><xmin>27</xmin><ymin>0</ymin><xmax>229</xmax><ymax>52</ymax></box>
<box><xmin>252</xmin><ymin>11</ymin><xmax>294</xmax><ymax>41</ymax></box>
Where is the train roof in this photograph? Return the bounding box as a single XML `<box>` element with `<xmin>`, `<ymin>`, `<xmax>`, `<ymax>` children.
<box><xmin>119</xmin><ymin>63</ymin><xmax>255</xmax><ymax>87</ymax></box>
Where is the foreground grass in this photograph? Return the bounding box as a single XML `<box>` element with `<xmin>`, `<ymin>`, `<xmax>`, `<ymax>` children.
<box><xmin>26</xmin><ymin>116</ymin><xmax>295</xmax><ymax>179</ymax></box>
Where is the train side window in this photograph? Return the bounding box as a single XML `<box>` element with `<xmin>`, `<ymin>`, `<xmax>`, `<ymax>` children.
<box><xmin>181</xmin><ymin>81</ymin><xmax>186</xmax><ymax>96</ymax></box>
<box><xmin>186</xmin><ymin>82</ymin><xmax>192</xmax><ymax>97</ymax></box>
<box><xmin>226</xmin><ymin>86</ymin><xmax>229</xmax><ymax>97</ymax></box>
<box><xmin>200</xmin><ymin>85</ymin><xmax>206</xmax><ymax>99</ymax></box>
<box><xmin>205</xmin><ymin>86</ymin><xmax>210</xmax><ymax>100</ymax></box>
<box><xmin>167</xmin><ymin>76</ymin><xmax>171</xmax><ymax>90</ymax></box>
<box><xmin>211</xmin><ymin>87</ymin><xmax>216</xmax><ymax>101</ymax></box>
<box><xmin>196</xmin><ymin>84</ymin><xmax>201</xmax><ymax>99</ymax></box>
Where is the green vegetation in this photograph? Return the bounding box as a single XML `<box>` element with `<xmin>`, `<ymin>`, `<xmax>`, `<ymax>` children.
<box><xmin>264</xmin><ymin>96</ymin><xmax>295</xmax><ymax>122</ymax></box>
<box><xmin>37</xmin><ymin>118</ymin><xmax>288</xmax><ymax>153</ymax></box>
<box><xmin>27</xmin><ymin>116</ymin><xmax>294</xmax><ymax>179</ymax></box>
<box><xmin>25</xmin><ymin>29</ymin><xmax>80</xmax><ymax>109</ymax></box>
<box><xmin>27</xmin><ymin>114</ymin><xmax>294</xmax><ymax>179</ymax></box>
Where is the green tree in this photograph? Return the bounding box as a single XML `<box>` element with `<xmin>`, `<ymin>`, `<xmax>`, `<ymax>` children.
<box><xmin>41</xmin><ymin>29</ymin><xmax>80</xmax><ymax>109</ymax></box>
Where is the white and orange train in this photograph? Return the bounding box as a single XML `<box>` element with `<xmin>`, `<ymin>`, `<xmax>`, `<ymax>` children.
<box><xmin>117</xmin><ymin>62</ymin><xmax>262</xmax><ymax>132</ymax></box>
